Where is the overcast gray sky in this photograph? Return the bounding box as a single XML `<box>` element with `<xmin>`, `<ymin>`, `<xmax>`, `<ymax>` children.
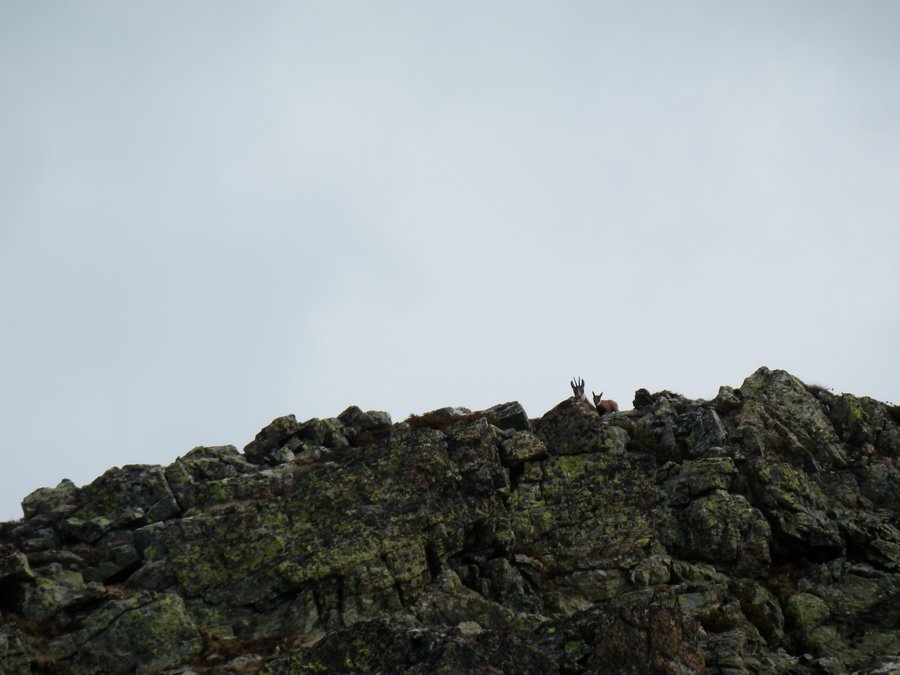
<box><xmin>2</xmin><ymin>1</ymin><xmax>898</xmax><ymax>521</ymax></box>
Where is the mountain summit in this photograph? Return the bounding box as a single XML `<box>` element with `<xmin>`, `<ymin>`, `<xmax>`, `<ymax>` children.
<box><xmin>2</xmin><ymin>367</ymin><xmax>900</xmax><ymax>674</ymax></box>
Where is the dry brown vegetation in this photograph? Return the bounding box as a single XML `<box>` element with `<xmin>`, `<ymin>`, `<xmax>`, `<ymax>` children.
<box><xmin>3</xmin><ymin>614</ymin><xmax>61</xmax><ymax>672</ymax></box>
<box><xmin>767</xmin><ymin>559</ymin><xmax>810</xmax><ymax>603</ymax></box>
<box><xmin>192</xmin><ymin>631</ymin><xmax>322</xmax><ymax>672</ymax></box>
<box><xmin>103</xmin><ymin>584</ymin><xmax>134</xmax><ymax>599</ymax></box>
<box><xmin>348</xmin><ymin>425</ymin><xmax>393</xmax><ymax>447</ymax></box>
<box><xmin>804</xmin><ymin>383</ymin><xmax>831</xmax><ymax>397</ymax></box>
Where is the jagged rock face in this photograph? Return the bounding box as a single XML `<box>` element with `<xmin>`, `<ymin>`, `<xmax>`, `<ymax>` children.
<box><xmin>1</xmin><ymin>370</ymin><xmax>900</xmax><ymax>674</ymax></box>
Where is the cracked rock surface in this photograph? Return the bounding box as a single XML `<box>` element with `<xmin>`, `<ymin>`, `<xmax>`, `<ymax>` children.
<box><xmin>2</xmin><ymin>367</ymin><xmax>900</xmax><ymax>674</ymax></box>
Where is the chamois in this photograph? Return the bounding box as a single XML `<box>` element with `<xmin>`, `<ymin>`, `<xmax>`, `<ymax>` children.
<box><xmin>570</xmin><ymin>377</ymin><xmax>588</xmax><ymax>402</ymax></box>
<box><xmin>592</xmin><ymin>391</ymin><xmax>619</xmax><ymax>415</ymax></box>
<box><xmin>572</xmin><ymin>377</ymin><xmax>619</xmax><ymax>416</ymax></box>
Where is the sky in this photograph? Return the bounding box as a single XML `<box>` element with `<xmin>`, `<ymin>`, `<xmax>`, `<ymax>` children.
<box><xmin>1</xmin><ymin>1</ymin><xmax>898</xmax><ymax>521</ymax></box>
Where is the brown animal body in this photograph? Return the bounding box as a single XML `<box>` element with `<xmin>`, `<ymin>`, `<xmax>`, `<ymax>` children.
<box><xmin>592</xmin><ymin>391</ymin><xmax>619</xmax><ymax>415</ymax></box>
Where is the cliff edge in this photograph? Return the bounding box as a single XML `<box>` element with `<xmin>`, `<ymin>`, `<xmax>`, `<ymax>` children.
<box><xmin>2</xmin><ymin>367</ymin><xmax>900</xmax><ymax>674</ymax></box>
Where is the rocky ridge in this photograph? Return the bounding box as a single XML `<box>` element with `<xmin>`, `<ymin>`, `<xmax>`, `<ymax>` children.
<box><xmin>2</xmin><ymin>367</ymin><xmax>900</xmax><ymax>674</ymax></box>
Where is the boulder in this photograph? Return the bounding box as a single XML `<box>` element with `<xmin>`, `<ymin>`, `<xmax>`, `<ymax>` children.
<box><xmin>482</xmin><ymin>401</ymin><xmax>531</xmax><ymax>431</ymax></box>
<box><xmin>297</xmin><ymin>416</ymin><xmax>349</xmax><ymax>448</ymax></box>
<box><xmin>62</xmin><ymin>465</ymin><xmax>180</xmax><ymax>538</ymax></box>
<box><xmin>676</xmin><ymin>491</ymin><xmax>772</xmax><ymax>578</ymax></box>
<box><xmin>21</xmin><ymin>479</ymin><xmax>78</xmax><ymax>522</ymax></box>
<box><xmin>52</xmin><ymin>592</ymin><xmax>202</xmax><ymax>674</ymax></box>
<box><xmin>16</xmin><ymin>563</ymin><xmax>105</xmax><ymax>622</ymax></box>
<box><xmin>244</xmin><ymin>414</ymin><xmax>303</xmax><ymax>463</ymax></box>
<box><xmin>337</xmin><ymin>405</ymin><xmax>392</xmax><ymax>432</ymax></box>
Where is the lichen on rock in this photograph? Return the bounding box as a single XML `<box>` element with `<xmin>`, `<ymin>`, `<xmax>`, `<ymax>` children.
<box><xmin>2</xmin><ymin>368</ymin><xmax>900</xmax><ymax>674</ymax></box>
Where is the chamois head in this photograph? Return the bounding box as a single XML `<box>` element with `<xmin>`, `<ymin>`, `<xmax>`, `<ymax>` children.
<box><xmin>571</xmin><ymin>377</ymin><xmax>586</xmax><ymax>401</ymax></box>
<box><xmin>592</xmin><ymin>391</ymin><xmax>620</xmax><ymax>415</ymax></box>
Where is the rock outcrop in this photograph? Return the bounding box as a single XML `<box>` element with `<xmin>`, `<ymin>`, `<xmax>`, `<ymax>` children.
<box><xmin>2</xmin><ymin>367</ymin><xmax>900</xmax><ymax>674</ymax></box>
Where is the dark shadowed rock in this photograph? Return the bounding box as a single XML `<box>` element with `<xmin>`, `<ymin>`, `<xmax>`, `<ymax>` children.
<box><xmin>337</xmin><ymin>405</ymin><xmax>391</xmax><ymax>432</ymax></box>
<box><xmin>542</xmin><ymin>589</ymin><xmax>705</xmax><ymax>674</ymax></box>
<box><xmin>633</xmin><ymin>387</ymin><xmax>653</xmax><ymax>409</ymax></box>
<box><xmin>261</xmin><ymin>614</ymin><xmax>558</xmax><ymax>675</ymax></box>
